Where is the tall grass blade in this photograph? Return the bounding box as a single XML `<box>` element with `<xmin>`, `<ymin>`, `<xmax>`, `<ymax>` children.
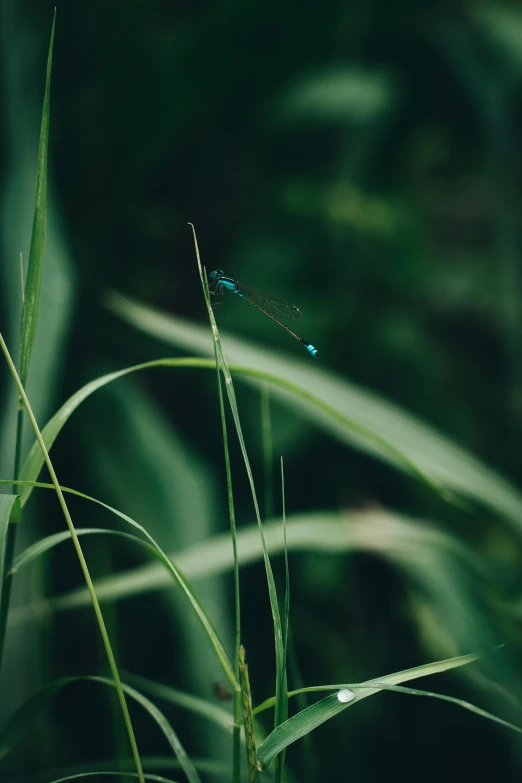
<box><xmin>189</xmin><ymin>227</ymin><xmax>287</xmax><ymax>747</ymax></box>
<box><xmin>0</xmin><ymin>494</ymin><xmax>21</xmax><ymax>662</ymax></box>
<box><xmin>211</xmin><ymin>340</ymin><xmax>242</xmax><ymax>782</ymax></box>
<box><xmin>261</xmin><ymin>386</ymin><xmax>273</xmax><ymax>520</ymax></box>
<box><xmin>276</xmin><ymin>458</ymin><xmax>290</xmax><ymax>782</ymax></box>
<box><xmin>0</xmin><ymin>334</ymin><xmax>145</xmax><ymax>783</ymax></box>
<box><xmin>18</xmin><ymin>10</ymin><xmax>55</xmax><ymax>387</ymax></box>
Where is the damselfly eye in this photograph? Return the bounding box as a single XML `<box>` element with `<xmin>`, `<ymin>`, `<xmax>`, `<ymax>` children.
<box><xmin>210</xmin><ymin>269</ymin><xmax>223</xmax><ymax>280</ymax></box>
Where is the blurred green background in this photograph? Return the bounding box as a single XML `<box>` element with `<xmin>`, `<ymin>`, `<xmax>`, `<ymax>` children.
<box><xmin>2</xmin><ymin>0</ymin><xmax>522</xmax><ymax>780</ymax></box>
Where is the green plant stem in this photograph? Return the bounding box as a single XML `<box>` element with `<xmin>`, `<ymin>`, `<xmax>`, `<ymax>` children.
<box><xmin>0</xmin><ymin>330</ymin><xmax>145</xmax><ymax>783</ymax></box>
<box><xmin>13</xmin><ymin>403</ymin><xmax>24</xmax><ymax>486</ymax></box>
<box><xmin>261</xmin><ymin>385</ymin><xmax>273</xmax><ymax>521</ymax></box>
<box><xmin>211</xmin><ymin>288</ymin><xmax>242</xmax><ymax>783</ymax></box>
<box><xmin>0</xmin><ymin>398</ymin><xmax>26</xmax><ymax>676</ymax></box>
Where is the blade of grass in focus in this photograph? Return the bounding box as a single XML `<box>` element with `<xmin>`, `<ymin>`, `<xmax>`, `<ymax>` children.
<box><xmin>256</xmin><ymin>652</ymin><xmax>495</xmax><ymax>768</ymax></box>
<box><xmin>211</xmin><ymin>329</ymin><xmax>242</xmax><ymax>781</ymax></box>
<box><xmin>17</xmin><ymin>10</ymin><xmax>55</xmax><ymax>391</ymax></box>
<box><xmin>0</xmin><ymin>334</ymin><xmax>146</xmax><ymax>783</ymax></box>
<box><xmin>190</xmin><ymin>226</ymin><xmax>287</xmax><ymax>777</ymax></box>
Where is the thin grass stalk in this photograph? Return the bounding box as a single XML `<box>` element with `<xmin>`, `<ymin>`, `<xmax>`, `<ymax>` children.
<box><xmin>189</xmin><ymin>223</ymin><xmax>286</xmax><ymax>769</ymax></box>
<box><xmin>0</xmin><ymin>331</ymin><xmax>145</xmax><ymax>783</ymax></box>
<box><xmin>212</xmin><ymin>343</ymin><xmax>242</xmax><ymax>782</ymax></box>
<box><xmin>189</xmin><ymin>223</ymin><xmax>286</xmax><ymax>703</ymax></box>
<box><xmin>261</xmin><ymin>385</ymin><xmax>273</xmax><ymax>520</ymax></box>
<box><xmin>275</xmin><ymin>457</ymin><xmax>290</xmax><ymax>782</ymax></box>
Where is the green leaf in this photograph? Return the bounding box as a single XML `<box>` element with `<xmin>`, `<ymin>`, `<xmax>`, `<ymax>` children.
<box><xmin>6</xmin><ymin>479</ymin><xmax>236</xmax><ymax>689</ymax></box>
<box><xmin>256</xmin><ymin>653</ymin><xmax>481</xmax><ymax>768</ymax></box>
<box><xmin>191</xmin><ymin>228</ymin><xmax>286</xmax><ymax>769</ymax></box>
<box><xmin>42</xmin><ymin>773</ymin><xmax>178</xmax><ymax>783</ymax></box>
<box><xmin>124</xmin><ymin>672</ymin><xmax>234</xmax><ymax>735</ymax></box>
<box><xmin>105</xmin><ymin>292</ymin><xmax>522</xmax><ymax>535</ymax></box>
<box><xmin>10</xmin><ymin>503</ymin><xmax>487</xmax><ymax>663</ymax></box>
<box><xmin>19</xmin><ymin>10</ymin><xmax>55</xmax><ymax>386</ymax></box>
<box><xmin>0</xmin><ymin>675</ymin><xmax>202</xmax><ymax>783</ymax></box>
<box><xmin>18</xmin><ymin>358</ymin><xmax>201</xmax><ymax>506</ymax></box>
<box><xmin>0</xmin><ymin>494</ymin><xmax>21</xmax><ymax>624</ymax></box>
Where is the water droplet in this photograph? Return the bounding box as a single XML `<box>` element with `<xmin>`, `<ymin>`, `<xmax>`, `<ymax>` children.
<box><xmin>337</xmin><ymin>688</ymin><xmax>356</xmax><ymax>703</ymax></box>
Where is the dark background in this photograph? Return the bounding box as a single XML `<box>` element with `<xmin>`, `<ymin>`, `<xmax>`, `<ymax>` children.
<box><xmin>2</xmin><ymin>1</ymin><xmax>522</xmax><ymax>781</ymax></box>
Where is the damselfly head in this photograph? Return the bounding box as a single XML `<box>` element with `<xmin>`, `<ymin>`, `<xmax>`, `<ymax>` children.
<box><xmin>210</xmin><ymin>269</ymin><xmax>223</xmax><ymax>280</ymax></box>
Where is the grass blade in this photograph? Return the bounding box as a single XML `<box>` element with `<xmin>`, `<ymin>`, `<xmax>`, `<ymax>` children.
<box><xmin>0</xmin><ymin>334</ymin><xmax>145</xmax><ymax>783</ymax></box>
<box><xmin>0</xmin><ymin>675</ymin><xmax>202</xmax><ymax>783</ymax></box>
<box><xmin>9</xmin><ymin>507</ymin><xmax>487</xmax><ymax>644</ymax></box>
<box><xmin>2</xmin><ymin>478</ymin><xmax>236</xmax><ymax>690</ymax></box>
<box><xmin>124</xmin><ymin>672</ymin><xmax>234</xmax><ymax>735</ymax></box>
<box><xmin>276</xmin><ymin>458</ymin><xmax>290</xmax><ymax>782</ymax></box>
<box><xmin>189</xmin><ymin>227</ymin><xmax>287</xmax><ymax>754</ymax></box>
<box><xmin>105</xmin><ymin>292</ymin><xmax>522</xmax><ymax>534</ymax></box>
<box><xmin>19</xmin><ymin>9</ymin><xmax>55</xmax><ymax>387</ymax></box>
<box><xmin>44</xmin><ymin>774</ymin><xmax>178</xmax><ymax>783</ymax></box>
<box><xmin>18</xmin><ymin>358</ymin><xmax>209</xmax><ymax>507</ymax></box>
<box><xmin>256</xmin><ymin>653</ymin><xmax>481</xmax><ymax>768</ymax></box>
<box><xmin>0</xmin><ymin>494</ymin><xmax>21</xmax><ymax>663</ymax></box>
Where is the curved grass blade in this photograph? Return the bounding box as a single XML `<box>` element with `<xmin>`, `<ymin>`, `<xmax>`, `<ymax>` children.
<box><xmin>18</xmin><ymin>358</ymin><xmax>199</xmax><ymax>506</ymax></box>
<box><xmin>8</xmin><ymin>501</ymin><xmax>491</xmax><ymax>675</ymax></box>
<box><xmin>19</xmin><ymin>10</ymin><xmax>55</xmax><ymax>387</ymax></box>
<box><xmin>105</xmin><ymin>292</ymin><xmax>522</xmax><ymax>534</ymax></box>
<box><xmin>46</xmin><ymin>773</ymin><xmax>179</xmax><ymax>783</ymax></box>
<box><xmin>2</xmin><ymin>479</ymin><xmax>236</xmax><ymax>690</ymax></box>
<box><xmin>0</xmin><ymin>494</ymin><xmax>21</xmax><ymax>663</ymax></box>
<box><xmin>0</xmin><ymin>675</ymin><xmax>202</xmax><ymax>783</ymax></box>
<box><xmin>124</xmin><ymin>672</ymin><xmax>234</xmax><ymax>735</ymax></box>
<box><xmin>256</xmin><ymin>652</ymin><xmax>484</xmax><ymax>769</ymax></box>
<box><xmin>43</xmin><ymin>758</ymin><xmax>229</xmax><ymax>780</ymax></box>
<box><xmin>258</xmin><ymin>678</ymin><xmax>522</xmax><ymax>770</ymax></box>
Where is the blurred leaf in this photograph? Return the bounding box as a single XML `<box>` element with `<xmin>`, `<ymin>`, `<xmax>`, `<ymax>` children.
<box><xmin>4</xmin><ymin>479</ymin><xmax>236</xmax><ymax>689</ymax></box>
<box><xmin>0</xmin><ymin>494</ymin><xmax>20</xmax><ymax>622</ymax></box>
<box><xmin>106</xmin><ymin>293</ymin><xmax>522</xmax><ymax>534</ymax></box>
<box><xmin>0</xmin><ymin>675</ymin><xmax>202</xmax><ymax>783</ymax></box>
<box><xmin>474</xmin><ymin>6</ymin><xmax>522</xmax><ymax>75</ymax></box>
<box><xmin>19</xmin><ymin>10</ymin><xmax>55</xmax><ymax>386</ymax></box>
<box><xmin>45</xmin><ymin>773</ymin><xmax>178</xmax><ymax>783</ymax></box>
<box><xmin>278</xmin><ymin>67</ymin><xmax>394</xmax><ymax>125</ymax></box>
<box><xmin>10</xmin><ymin>506</ymin><xmax>495</xmax><ymax>664</ymax></box>
<box><xmin>256</xmin><ymin>653</ymin><xmax>480</xmax><ymax>768</ymax></box>
<box><xmin>18</xmin><ymin>359</ymin><xmax>192</xmax><ymax>506</ymax></box>
<box><xmin>124</xmin><ymin>672</ymin><xmax>234</xmax><ymax>735</ymax></box>
<box><xmin>83</xmin><ymin>380</ymin><xmax>234</xmax><ymax>767</ymax></box>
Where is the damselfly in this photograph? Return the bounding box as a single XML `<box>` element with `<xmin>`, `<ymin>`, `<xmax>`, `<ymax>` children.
<box><xmin>209</xmin><ymin>269</ymin><xmax>320</xmax><ymax>359</ymax></box>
